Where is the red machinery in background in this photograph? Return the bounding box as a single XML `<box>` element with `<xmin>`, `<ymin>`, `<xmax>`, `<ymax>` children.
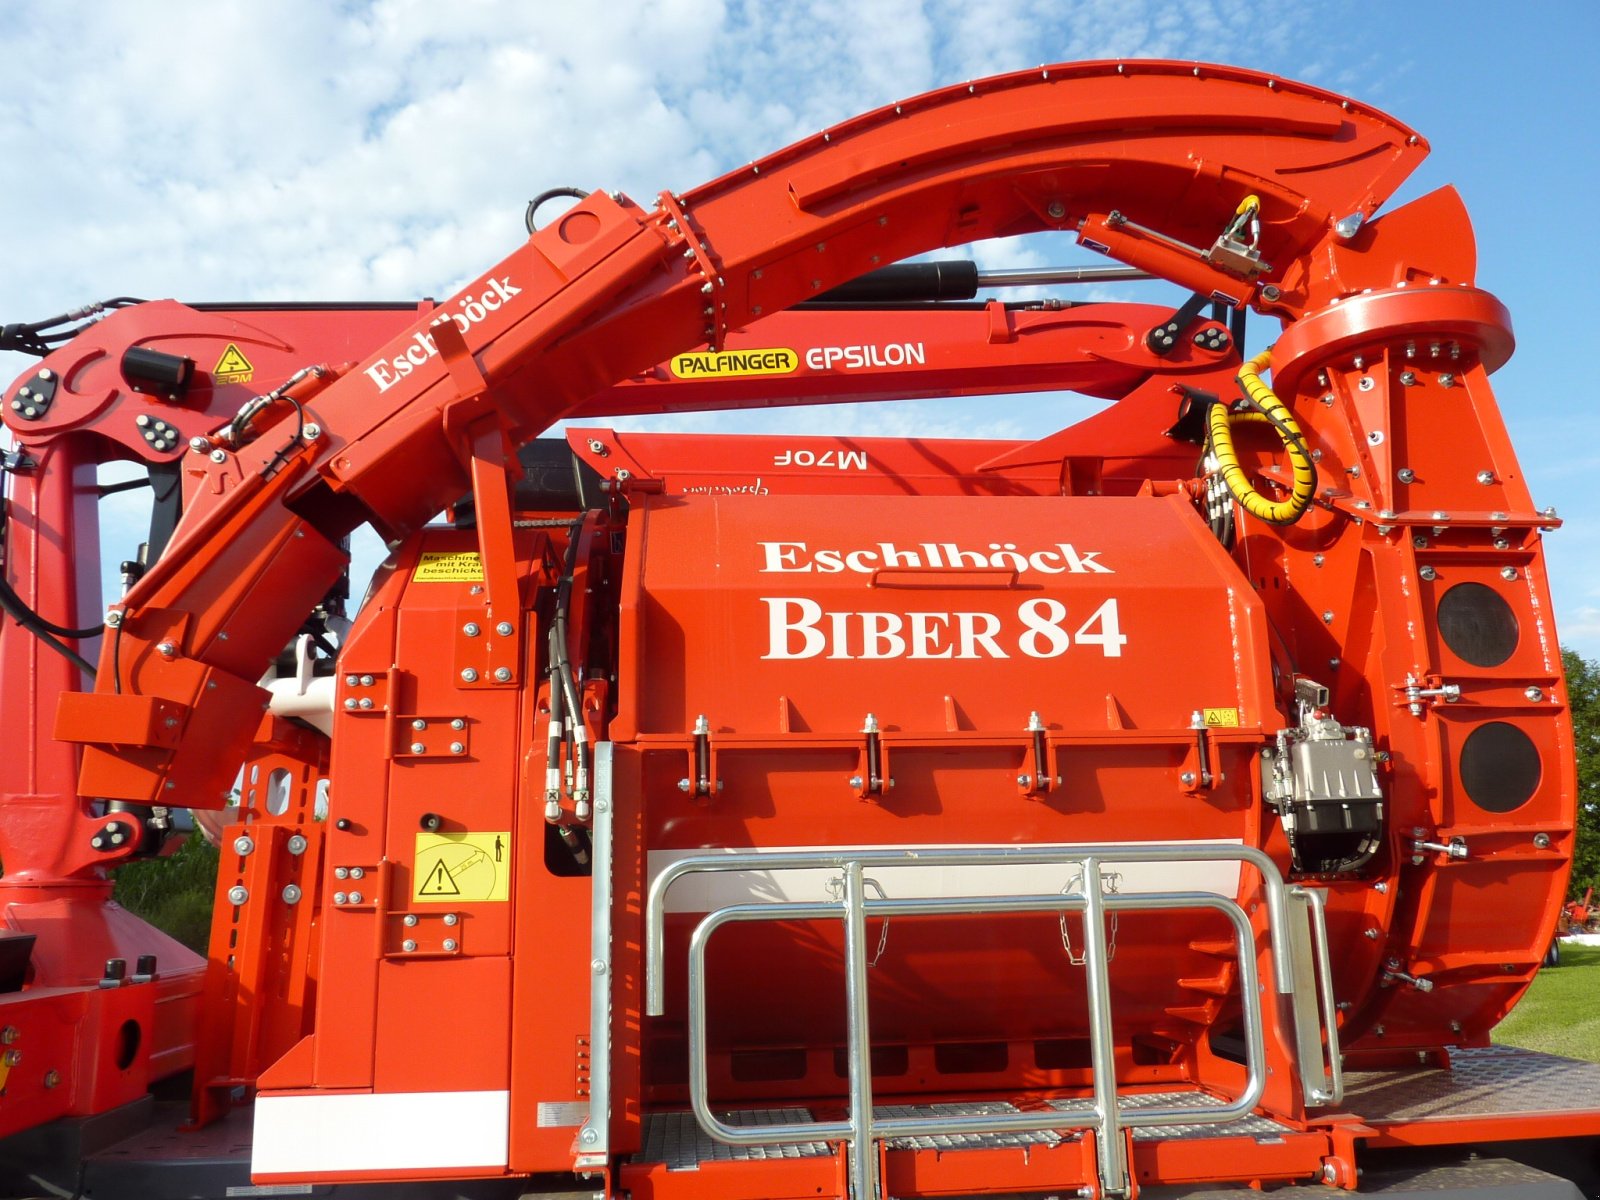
<box><xmin>1</xmin><ymin>61</ymin><xmax>1596</xmax><ymax>1199</ymax></box>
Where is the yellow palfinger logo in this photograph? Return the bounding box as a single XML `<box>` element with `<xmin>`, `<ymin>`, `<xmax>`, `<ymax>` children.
<box><xmin>670</xmin><ymin>347</ymin><xmax>798</xmax><ymax>379</ymax></box>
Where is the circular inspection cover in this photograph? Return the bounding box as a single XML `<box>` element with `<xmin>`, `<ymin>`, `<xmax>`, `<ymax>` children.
<box><xmin>1437</xmin><ymin>582</ymin><xmax>1519</xmax><ymax>668</ymax></box>
<box><xmin>1459</xmin><ymin>721</ymin><xmax>1541</xmax><ymax>813</ymax></box>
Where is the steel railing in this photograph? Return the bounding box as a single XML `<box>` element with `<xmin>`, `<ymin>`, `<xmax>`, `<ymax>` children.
<box><xmin>643</xmin><ymin>844</ymin><xmax>1331</xmax><ymax>1200</ymax></box>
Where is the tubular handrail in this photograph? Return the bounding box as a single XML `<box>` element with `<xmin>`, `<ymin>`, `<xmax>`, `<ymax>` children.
<box><xmin>647</xmin><ymin>841</ymin><xmax>1294</xmax><ymax>1014</ymax></box>
<box><xmin>662</xmin><ymin>848</ymin><xmax>1278</xmax><ymax>1200</ymax></box>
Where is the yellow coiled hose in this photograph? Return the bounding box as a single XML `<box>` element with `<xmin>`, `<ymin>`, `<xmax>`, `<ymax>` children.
<box><xmin>1206</xmin><ymin>348</ymin><xmax>1317</xmax><ymax>525</ymax></box>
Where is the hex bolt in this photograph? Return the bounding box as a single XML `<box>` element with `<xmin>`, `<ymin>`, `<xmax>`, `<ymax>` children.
<box><xmin>1322</xmin><ymin>610</ymin><xmax>1335</xmax><ymax>623</ymax></box>
<box><xmin>1534</xmin><ymin>833</ymin><xmax>1552</xmax><ymax>849</ymax></box>
<box><xmin>209</xmin><ymin>448</ymin><xmax>227</xmax><ymax>463</ymax></box>
<box><xmin>580</xmin><ymin>1128</ymin><xmax>599</xmax><ymax>1145</ymax></box>
<box><xmin>287</xmin><ymin>834</ymin><xmax>308</xmax><ymax>855</ymax></box>
<box><xmin>282</xmin><ymin>884</ymin><xmax>302</xmax><ymax>904</ymax></box>
<box><xmin>0</xmin><ymin>1026</ymin><xmax>17</xmax><ymax>1045</ymax></box>
<box><xmin>349</xmin><ymin>867</ymin><xmax>364</xmax><ymax>880</ymax></box>
<box><xmin>303</xmin><ymin>423</ymin><xmax>321</xmax><ymax>440</ymax></box>
<box><xmin>410</xmin><ymin>741</ymin><xmax>426</xmax><ymax>754</ymax></box>
<box><xmin>44</xmin><ymin>1069</ymin><xmax>59</xmax><ymax>1089</ymax></box>
<box><xmin>344</xmin><ymin>698</ymin><xmax>358</xmax><ymax>710</ymax></box>
<box><xmin>345</xmin><ymin>674</ymin><xmax>360</xmax><ymax>686</ymax></box>
<box><xmin>443</xmin><ymin>913</ymin><xmax>459</xmax><ymax>926</ymax></box>
<box><xmin>404</xmin><ymin>913</ymin><xmax>419</xmax><ymax>927</ymax></box>
<box><xmin>1439</xmin><ymin>373</ymin><xmax>1455</xmax><ymax>388</ymax></box>
<box><xmin>1419</xmin><ymin>566</ymin><xmax>1437</xmax><ymax>582</ymax></box>
<box><xmin>403</xmin><ymin>939</ymin><xmax>417</xmax><ymax>953</ymax></box>
<box><xmin>592</xmin><ymin>959</ymin><xmax>608</xmax><ymax>974</ymax></box>
<box><xmin>1180</xmin><ymin>772</ymin><xmax>1197</xmax><ymax>786</ymax></box>
<box><xmin>1477</xmin><ymin>470</ymin><xmax>1495</xmax><ymax>485</ymax></box>
<box><xmin>847</xmin><ymin>775</ymin><xmax>864</xmax><ymax>790</ymax></box>
<box><xmin>228</xmin><ymin>886</ymin><xmax>249</xmax><ymax>906</ymax></box>
<box><xmin>1397</xmin><ymin>467</ymin><xmax>1415</xmax><ymax>483</ymax></box>
<box><xmin>496</xmin><ymin>622</ymin><xmax>514</xmax><ymax>637</ymax></box>
<box><xmin>334</xmin><ymin>866</ymin><xmax>349</xmax><ymax>879</ymax></box>
<box><xmin>358</xmin><ymin>697</ymin><xmax>374</xmax><ymax>709</ymax></box>
<box><xmin>233</xmin><ymin>836</ymin><xmax>254</xmax><ymax>856</ymax></box>
<box><xmin>443</xmin><ymin>939</ymin><xmax>458</xmax><ymax>952</ymax></box>
<box><xmin>1047</xmin><ymin>200</ymin><xmax>1066</xmax><ymax>219</ymax></box>
<box><xmin>450</xmin><ymin>742</ymin><xmax>465</xmax><ymax>754</ymax></box>
<box><xmin>349</xmin><ymin>891</ymin><xmax>363</xmax><ymax>904</ymax></box>
<box><xmin>156</xmin><ymin>641</ymin><xmax>176</xmax><ymax>657</ymax></box>
<box><xmin>1399</xmin><ymin>371</ymin><xmax>1417</xmax><ymax>386</ymax></box>
<box><xmin>3</xmin><ymin>1049</ymin><xmax>20</xmax><ymax>1067</ymax></box>
<box><xmin>333</xmin><ymin>892</ymin><xmax>348</xmax><ymax>905</ymax></box>
<box><xmin>494</xmin><ymin>667</ymin><xmax>512</xmax><ymax>682</ymax></box>
<box><xmin>1365</xmin><ymin>928</ymin><xmax>1379</xmax><ymax>940</ymax></box>
<box><xmin>678</xmin><ymin>778</ymin><xmax>692</xmax><ymax>792</ymax></box>
<box><xmin>1526</xmin><ymin>686</ymin><xmax>1545</xmax><ymax>702</ymax></box>
<box><xmin>1501</xmin><ymin>566</ymin><xmax>1519</xmax><ymax>581</ymax></box>
<box><xmin>461</xmin><ymin>668</ymin><xmax>479</xmax><ymax>683</ymax></box>
<box><xmin>412</xmin><ymin>718</ymin><xmax>427</xmax><ymax>731</ymax></box>
<box><xmin>451</xmin><ymin>718</ymin><xmax>466</xmax><ymax>730</ymax></box>
<box><xmin>359</xmin><ymin>674</ymin><xmax>375</xmax><ymax>687</ymax></box>
<box><xmin>463</xmin><ymin>622</ymin><xmax>480</xmax><ymax>637</ymax></box>
<box><xmin>1016</xmin><ymin>774</ymin><xmax>1031</xmax><ymax>787</ymax></box>
<box><xmin>587</xmin><ymin>438</ymin><xmax>606</xmax><ymax>454</ymax></box>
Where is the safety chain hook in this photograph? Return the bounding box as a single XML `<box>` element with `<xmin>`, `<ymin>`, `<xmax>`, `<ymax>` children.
<box><xmin>1060</xmin><ymin>867</ymin><xmax>1122</xmax><ymax>965</ymax></box>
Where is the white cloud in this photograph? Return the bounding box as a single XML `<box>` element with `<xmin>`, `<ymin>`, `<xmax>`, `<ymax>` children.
<box><xmin>3</xmin><ymin>1</ymin><xmax>1596</xmax><ymax>661</ymax></box>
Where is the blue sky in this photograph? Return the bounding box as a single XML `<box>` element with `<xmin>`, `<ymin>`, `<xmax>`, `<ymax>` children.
<box><xmin>2</xmin><ymin>0</ymin><xmax>1597</xmax><ymax>653</ymax></box>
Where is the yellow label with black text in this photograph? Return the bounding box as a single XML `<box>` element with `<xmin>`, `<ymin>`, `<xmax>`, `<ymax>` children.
<box><xmin>670</xmin><ymin>347</ymin><xmax>798</xmax><ymax>379</ymax></box>
<box><xmin>1202</xmin><ymin>708</ymin><xmax>1241</xmax><ymax>728</ymax></box>
<box><xmin>413</xmin><ymin>550</ymin><xmax>484</xmax><ymax>581</ymax></box>
<box><xmin>413</xmin><ymin>832</ymin><xmax>511</xmax><ymax>903</ymax></box>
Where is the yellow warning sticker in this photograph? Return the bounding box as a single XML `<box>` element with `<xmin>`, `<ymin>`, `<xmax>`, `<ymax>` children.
<box><xmin>212</xmin><ymin>342</ymin><xmax>255</xmax><ymax>385</ymax></box>
<box><xmin>413</xmin><ymin>550</ymin><xmax>485</xmax><ymax>582</ymax></box>
<box><xmin>413</xmin><ymin>832</ymin><xmax>511</xmax><ymax>903</ymax></box>
<box><xmin>669</xmin><ymin>347</ymin><xmax>798</xmax><ymax>380</ymax></box>
<box><xmin>1202</xmin><ymin>708</ymin><xmax>1241</xmax><ymax>728</ymax></box>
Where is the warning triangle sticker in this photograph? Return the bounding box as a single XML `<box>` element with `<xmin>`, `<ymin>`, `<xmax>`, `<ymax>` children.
<box><xmin>212</xmin><ymin>342</ymin><xmax>254</xmax><ymax>384</ymax></box>
<box><xmin>419</xmin><ymin>859</ymin><xmax>460</xmax><ymax>896</ymax></box>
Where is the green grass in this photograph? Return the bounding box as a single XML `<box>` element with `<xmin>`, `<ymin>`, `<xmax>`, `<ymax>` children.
<box><xmin>1494</xmin><ymin>941</ymin><xmax>1600</xmax><ymax>1063</ymax></box>
<box><xmin>112</xmin><ymin>832</ymin><xmax>220</xmax><ymax>954</ymax></box>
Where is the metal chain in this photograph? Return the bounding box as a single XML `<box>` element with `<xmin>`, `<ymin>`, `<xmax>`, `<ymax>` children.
<box><xmin>1059</xmin><ymin>868</ymin><xmax>1122</xmax><ymax>965</ymax></box>
<box><xmin>826</xmin><ymin>874</ymin><xmax>891</xmax><ymax>967</ymax></box>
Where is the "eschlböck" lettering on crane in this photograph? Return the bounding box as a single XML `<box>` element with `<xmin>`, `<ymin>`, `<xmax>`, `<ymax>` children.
<box><xmin>364</xmin><ymin>277</ymin><xmax>522</xmax><ymax>393</ymax></box>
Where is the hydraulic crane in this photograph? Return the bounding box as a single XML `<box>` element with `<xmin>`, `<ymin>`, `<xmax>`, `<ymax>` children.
<box><xmin>0</xmin><ymin>60</ymin><xmax>1593</xmax><ymax>1200</ymax></box>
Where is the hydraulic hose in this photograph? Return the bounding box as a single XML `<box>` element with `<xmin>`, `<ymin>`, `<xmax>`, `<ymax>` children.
<box><xmin>1207</xmin><ymin>348</ymin><xmax>1317</xmax><ymax>526</ymax></box>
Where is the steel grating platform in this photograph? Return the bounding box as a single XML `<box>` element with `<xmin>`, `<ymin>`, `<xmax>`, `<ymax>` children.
<box><xmin>1046</xmin><ymin>1090</ymin><xmax>1294</xmax><ymax>1142</ymax></box>
<box><xmin>639</xmin><ymin>1109</ymin><xmax>833</xmax><ymax>1170</ymax></box>
<box><xmin>1346</xmin><ymin>1044</ymin><xmax>1600</xmax><ymax>1122</ymax></box>
<box><xmin>875</xmin><ymin>1101</ymin><xmax>1070</xmax><ymax>1150</ymax></box>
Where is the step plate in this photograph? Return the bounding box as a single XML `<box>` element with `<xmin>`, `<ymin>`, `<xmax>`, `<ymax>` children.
<box><xmin>1346</xmin><ymin>1044</ymin><xmax>1600</xmax><ymax>1120</ymax></box>
<box><xmin>1048</xmin><ymin>1090</ymin><xmax>1294</xmax><ymax>1141</ymax></box>
<box><xmin>877</xmin><ymin>1101</ymin><xmax>1071</xmax><ymax>1150</ymax></box>
<box><xmin>639</xmin><ymin>1109</ymin><xmax>832</xmax><ymax>1170</ymax></box>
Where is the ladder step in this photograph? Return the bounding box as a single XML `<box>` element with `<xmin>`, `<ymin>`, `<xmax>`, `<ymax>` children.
<box><xmin>1176</xmin><ymin>974</ymin><xmax>1232</xmax><ymax>996</ymax></box>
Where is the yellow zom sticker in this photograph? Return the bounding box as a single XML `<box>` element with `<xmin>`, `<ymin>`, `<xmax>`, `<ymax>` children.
<box><xmin>413</xmin><ymin>832</ymin><xmax>511</xmax><ymax>903</ymax></box>
<box><xmin>1202</xmin><ymin>708</ymin><xmax>1241</xmax><ymax>727</ymax></box>
<box><xmin>212</xmin><ymin>342</ymin><xmax>254</xmax><ymax>385</ymax></box>
<box><xmin>669</xmin><ymin>347</ymin><xmax>798</xmax><ymax>379</ymax></box>
<box><xmin>413</xmin><ymin>550</ymin><xmax>485</xmax><ymax>581</ymax></box>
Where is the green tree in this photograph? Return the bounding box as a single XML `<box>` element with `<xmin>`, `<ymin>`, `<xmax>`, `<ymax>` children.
<box><xmin>1564</xmin><ymin>648</ymin><xmax>1600</xmax><ymax>898</ymax></box>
